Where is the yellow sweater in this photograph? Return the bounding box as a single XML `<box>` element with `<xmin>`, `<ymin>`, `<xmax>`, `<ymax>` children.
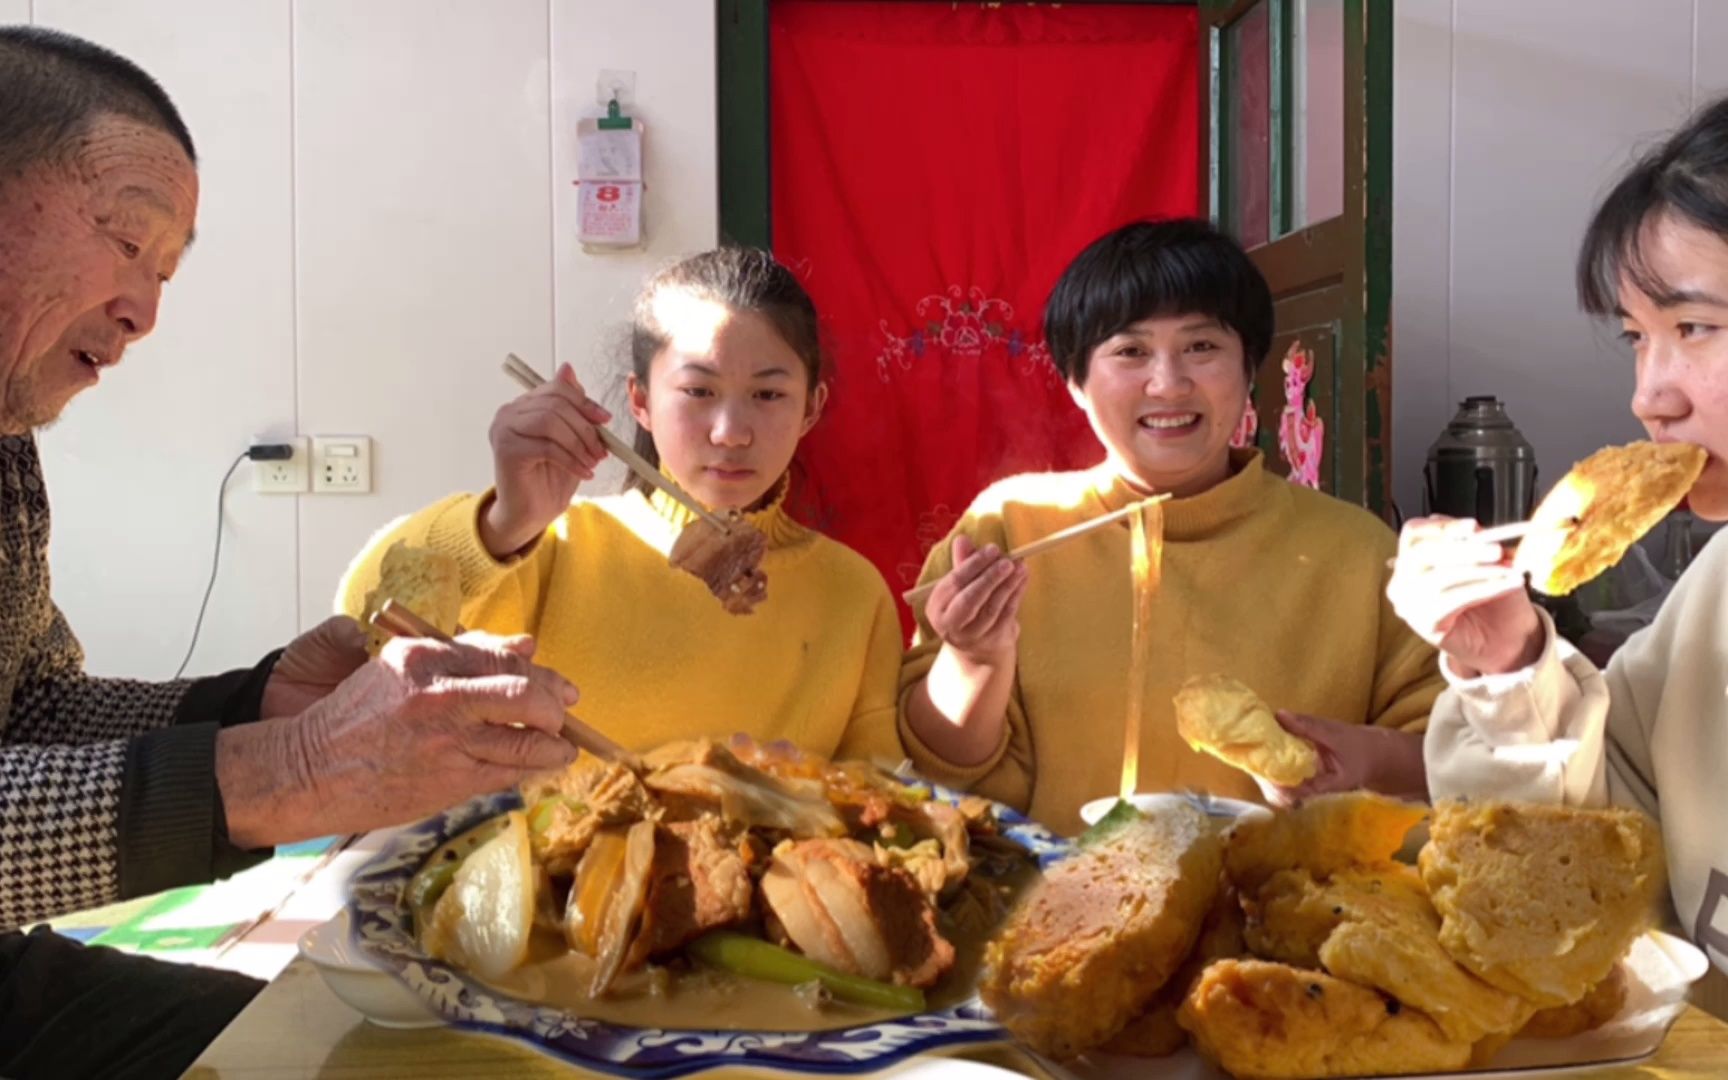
<box><xmin>337</xmin><ymin>485</ymin><xmax>903</xmax><ymax>763</ymax></box>
<box><xmin>898</xmin><ymin>450</ymin><xmax>1443</xmax><ymax>834</ymax></box>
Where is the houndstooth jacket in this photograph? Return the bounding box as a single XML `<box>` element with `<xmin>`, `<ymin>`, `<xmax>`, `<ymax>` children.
<box><xmin>0</xmin><ymin>436</ymin><xmax>275</xmax><ymax>929</ymax></box>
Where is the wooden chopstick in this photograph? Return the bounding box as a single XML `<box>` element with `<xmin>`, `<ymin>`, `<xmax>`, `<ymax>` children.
<box><xmin>369</xmin><ymin>599</ymin><xmax>637</xmax><ymax>767</ymax></box>
<box><xmin>901</xmin><ymin>494</ymin><xmax>1173</xmax><ymax>607</ymax></box>
<box><xmin>1381</xmin><ymin>515</ymin><xmax>1583</xmax><ymax>572</ymax></box>
<box><xmin>1474</xmin><ymin>516</ymin><xmax>1578</xmax><ymax>545</ymax></box>
<box><xmin>500</xmin><ymin>353</ymin><xmax>731</xmax><ymax>533</ymax></box>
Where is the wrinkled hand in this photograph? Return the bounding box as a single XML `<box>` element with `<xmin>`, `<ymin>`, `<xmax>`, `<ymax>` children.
<box><xmin>925</xmin><ymin>535</ymin><xmax>1030</xmax><ymax>664</ymax></box>
<box><xmin>481</xmin><ymin>362</ymin><xmax>613</xmax><ymax>557</ymax></box>
<box><xmin>1255</xmin><ymin>711</ymin><xmax>1428</xmax><ymax>808</ymax></box>
<box><xmin>1386</xmin><ymin>515</ymin><xmax>1544</xmax><ymax>678</ymax></box>
<box><xmin>260</xmin><ymin>616</ymin><xmax>370</xmax><ymax>720</ymax></box>
<box><xmin>278</xmin><ymin>631</ymin><xmax>579</xmax><ymax>839</ymax></box>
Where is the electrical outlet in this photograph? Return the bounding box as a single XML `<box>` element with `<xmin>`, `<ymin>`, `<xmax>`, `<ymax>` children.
<box><xmin>250</xmin><ymin>436</ymin><xmax>309</xmax><ymax>494</ymax></box>
<box><xmin>311</xmin><ymin>435</ymin><xmax>372</xmax><ymax>494</ymax></box>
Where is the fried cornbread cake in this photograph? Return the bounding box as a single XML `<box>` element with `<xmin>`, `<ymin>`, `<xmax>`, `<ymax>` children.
<box><xmin>358</xmin><ymin>539</ymin><xmax>463</xmax><ymax>654</ymax></box>
<box><xmin>1512</xmin><ymin>440</ymin><xmax>1706</xmax><ymax>596</ymax></box>
<box><xmin>1177</xmin><ymin>959</ymin><xmax>1473</xmax><ymax>1079</ymax></box>
<box><xmin>1420</xmin><ymin>800</ymin><xmax>1666</xmax><ymax>1007</ymax></box>
<box><xmin>1224</xmin><ymin>791</ymin><xmax>1428</xmax><ymax>893</ymax></box>
<box><xmin>1173</xmin><ymin>674</ymin><xmax>1319</xmax><ymax>787</ymax></box>
<box><xmin>1244</xmin><ymin>863</ymin><xmax>1532</xmax><ymax>1043</ymax></box>
<box><xmin>1101</xmin><ymin>880</ymin><xmax>1247</xmax><ymax>1058</ymax></box>
<box><xmin>1518</xmin><ymin>965</ymin><xmax>1628</xmax><ymax>1039</ymax></box>
<box><xmin>979</xmin><ymin>801</ymin><xmax>1224</xmax><ymax>1059</ymax></box>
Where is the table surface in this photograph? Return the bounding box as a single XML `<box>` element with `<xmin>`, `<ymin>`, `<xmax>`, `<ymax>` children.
<box><xmin>183</xmin><ymin>956</ymin><xmax>1728</xmax><ymax>1080</ymax></box>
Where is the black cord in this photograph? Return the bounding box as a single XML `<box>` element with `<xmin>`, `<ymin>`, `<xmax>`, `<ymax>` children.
<box><xmin>175</xmin><ymin>451</ymin><xmax>248</xmax><ymax>679</ymax></box>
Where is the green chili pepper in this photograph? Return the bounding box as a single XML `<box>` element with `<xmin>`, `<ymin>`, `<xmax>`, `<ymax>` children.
<box><xmin>528</xmin><ymin>795</ymin><xmax>587</xmax><ymax>840</ymax></box>
<box><xmin>688</xmin><ymin>932</ymin><xmax>926</xmax><ymax>1013</ymax></box>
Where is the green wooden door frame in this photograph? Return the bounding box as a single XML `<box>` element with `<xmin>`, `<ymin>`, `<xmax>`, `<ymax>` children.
<box><xmin>717</xmin><ymin>0</ymin><xmax>771</xmax><ymax>248</ymax></box>
<box><xmin>1203</xmin><ymin>0</ymin><xmax>1392</xmax><ymax>515</ymax></box>
<box><xmin>716</xmin><ymin>0</ymin><xmax>1202</xmax><ymax>250</ymax></box>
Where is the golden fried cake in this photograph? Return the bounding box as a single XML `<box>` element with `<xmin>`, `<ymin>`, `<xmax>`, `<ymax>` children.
<box><xmin>1173</xmin><ymin>674</ymin><xmax>1319</xmax><ymax>787</ymax></box>
<box><xmin>1102</xmin><ymin>880</ymin><xmax>1247</xmax><ymax>1058</ymax></box>
<box><xmin>1518</xmin><ymin>964</ymin><xmax>1628</xmax><ymax>1038</ymax></box>
<box><xmin>1420</xmin><ymin>800</ymin><xmax>1665</xmax><ymax>1006</ymax></box>
<box><xmin>1177</xmin><ymin>959</ymin><xmax>1473</xmax><ymax>1079</ymax></box>
<box><xmin>1097</xmin><ymin>997</ymin><xmax>1187</xmax><ymax>1058</ymax></box>
<box><xmin>979</xmin><ymin>801</ymin><xmax>1224</xmax><ymax>1059</ymax></box>
<box><xmin>1244</xmin><ymin>864</ymin><xmax>1532</xmax><ymax>1043</ymax></box>
<box><xmin>1513</xmin><ymin>440</ymin><xmax>1706</xmax><ymax>596</ymax></box>
<box><xmin>1245</xmin><ymin>863</ymin><xmax>1429</xmax><ymax>969</ymax></box>
<box><xmin>358</xmin><ymin>540</ymin><xmax>463</xmax><ymax>655</ymax></box>
<box><xmin>1224</xmin><ymin>791</ymin><xmax>1428</xmax><ymax>893</ymax></box>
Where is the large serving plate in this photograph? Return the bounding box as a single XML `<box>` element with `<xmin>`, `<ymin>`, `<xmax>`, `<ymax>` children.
<box><xmin>347</xmin><ymin>782</ymin><xmax>1070</xmax><ymax>1078</ymax></box>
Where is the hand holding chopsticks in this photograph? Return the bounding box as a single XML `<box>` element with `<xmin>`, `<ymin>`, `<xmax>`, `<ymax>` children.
<box><xmin>1382</xmin><ymin>514</ymin><xmax>1579</xmax><ymax>573</ymax></box>
<box><xmin>501</xmin><ymin>353</ymin><xmax>731</xmax><ymax>534</ymax></box>
<box><xmin>369</xmin><ymin>599</ymin><xmax>638</xmax><ymax>768</ymax></box>
<box><xmin>902</xmin><ymin>495</ymin><xmax>1172</xmax><ymax>608</ymax></box>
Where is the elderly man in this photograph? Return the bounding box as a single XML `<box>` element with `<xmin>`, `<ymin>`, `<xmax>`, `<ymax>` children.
<box><xmin>0</xmin><ymin>26</ymin><xmax>582</xmax><ymax>1079</ymax></box>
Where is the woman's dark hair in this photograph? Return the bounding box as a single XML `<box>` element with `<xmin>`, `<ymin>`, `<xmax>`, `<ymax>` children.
<box><xmin>1579</xmin><ymin>95</ymin><xmax>1728</xmax><ymax>315</ymax></box>
<box><xmin>623</xmin><ymin>247</ymin><xmax>823</xmax><ymax>495</ymax></box>
<box><xmin>1043</xmin><ymin>218</ymin><xmax>1273</xmax><ymax>385</ymax></box>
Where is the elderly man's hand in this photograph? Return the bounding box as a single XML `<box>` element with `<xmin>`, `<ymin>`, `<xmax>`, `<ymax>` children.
<box><xmin>218</xmin><ymin>631</ymin><xmax>580</xmax><ymax>847</ymax></box>
<box><xmin>260</xmin><ymin>616</ymin><xmax>370</xmax><ymax>720</ymax></box>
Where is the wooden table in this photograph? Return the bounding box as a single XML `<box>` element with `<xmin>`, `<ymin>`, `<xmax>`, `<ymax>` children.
<box><xmin>184</xmin><ymin>957</ymin><xmax>1728</xmax><ymax>1079</ymax></box>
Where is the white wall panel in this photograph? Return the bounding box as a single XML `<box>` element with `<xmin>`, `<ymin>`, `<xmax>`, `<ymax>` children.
<box><xmin>35</xmin><ymin>0</ymin><xmax>297</xmax><ymax>677</ymax></box>
<box><xmin>293</xmin><ymin>0</ymin><xmax>554</xmax><ymax>619</ymax></box>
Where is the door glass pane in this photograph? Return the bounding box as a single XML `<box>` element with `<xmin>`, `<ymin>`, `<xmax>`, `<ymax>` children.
<box><xmin>1226</xmin><ymin>1</ymin><xmax>1272</xmax><ymax>247</ymax></box>
<box><xmin>1293</xmin><ymin>0</ymin><xmax>1344</xmax><ymax>227</ymax></box>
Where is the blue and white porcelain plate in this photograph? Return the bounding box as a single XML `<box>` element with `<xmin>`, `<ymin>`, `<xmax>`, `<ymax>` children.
<box><xmin>347</xmin><ymin>780</ymin><xmax>1071</xmax><ymax>1077</ymax></box>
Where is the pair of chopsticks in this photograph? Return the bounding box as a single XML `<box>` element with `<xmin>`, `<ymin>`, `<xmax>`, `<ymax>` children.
<box><xmin>1382</xmin><ymin>515</ymin><xmax>1580</xmax><ymax>572</ymax></box>
<box><xmin>1473</xmin><ymin>516</ymin><xmax>1578</xmax><ymax>545</ymax></box>
<box><xmin>369</xmin><ymin>598</ymin><xmax>636</xmax><ymax>767</ymax></box>
<box><xmin>901</xmin><ymin>494</ymin><xmax>1173</xmax><ymax>607</ymax></box>
<box><xmin>501</xmin><ymin>353</ymin><xmax>731</xmax><ymax>533</ymax></box>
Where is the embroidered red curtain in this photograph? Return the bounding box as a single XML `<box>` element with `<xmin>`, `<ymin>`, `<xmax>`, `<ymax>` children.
<box><xmin>770</xmin><ymin>1</ymin><xmax>1201</xmax><ymax>634</ymax></box>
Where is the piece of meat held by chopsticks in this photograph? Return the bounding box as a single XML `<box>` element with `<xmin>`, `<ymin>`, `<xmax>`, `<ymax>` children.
<box><xmin>501</xmin><ymin>353</ymin><xmax>769</xmax><ymax>615</ymax></box>
<box><xmin>1510</xmin><ymin>440</ymin><xmax>1706</xmax><ymax>596</ymax></box>
<box><xmin>667</xmin><ymin>511</ymin><xmax>769</xmax><ymax>614</ymax></box>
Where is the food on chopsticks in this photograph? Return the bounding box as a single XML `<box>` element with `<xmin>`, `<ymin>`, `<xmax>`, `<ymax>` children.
<box><xmin>410</xmin><ymin>736</ymin><xmax>1037</xmax><ymax>1029</ymax></box>
<box><xmin>667</xmin><ymin>512</ymin><xmax>768</xmax><ymax>614</ymax></box>
<box><xmin>981</xmin><ymin>793</ymin><xmax>1664</xmax><ymax>1075</ymax></box>
<box><xmin>1512</xmin><ymin>440</ymin><xmax>1706</xmax><ymax>596</ymax></box>
<box><xmin>1118</xmin><ymin>500</ymin><xmax>1165</xmax><ymax>799</ymax></box>
<box><xmin>1173</xmin><ymin>674</ymin><xmax>1319</xmax><ymax>788</ymax></box>
<box><xmin>357</xmin><ymin>540</ymin><xmax>463</xmax><ymax>654</ymax></box>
